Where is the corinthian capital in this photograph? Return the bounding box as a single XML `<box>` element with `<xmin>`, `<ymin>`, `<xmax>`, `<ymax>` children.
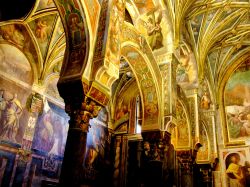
<box><xmin>65</xmin><ymin>96</ymin><xmax>102</xmax><ymax>132</ymax></box>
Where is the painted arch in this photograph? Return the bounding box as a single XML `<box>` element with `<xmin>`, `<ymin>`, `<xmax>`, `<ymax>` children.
<box><xmin>121</xmin><ymin>22</ymin><xmax>162</xmax><ymax>130</ymax></box>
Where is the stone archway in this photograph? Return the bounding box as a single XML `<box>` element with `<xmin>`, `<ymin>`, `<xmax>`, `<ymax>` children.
<box><xmin>53</xmin><ymin>1</ymin><xmax>92</xmax><ymax>186</ymax></box>
<box><xmin>121</xmin><ymin>22</ymin><xmax>162</xmax><ymax>130</ymax></box>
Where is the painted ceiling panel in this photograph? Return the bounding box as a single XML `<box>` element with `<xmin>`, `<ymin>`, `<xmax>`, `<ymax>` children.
<box><xmin>28</xmin><ymin>14</ymin><xmax>58</xmax><ymax>60</ymax></box>
<box><xmin>0</xmin><ymin>24</ymin><xmax>38</xmax><ymax>68</ymax></box>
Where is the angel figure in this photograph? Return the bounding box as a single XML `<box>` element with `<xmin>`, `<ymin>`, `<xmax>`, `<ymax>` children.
<box><xmin>35</xmin><ymin>19</ymin><xmax>49</xmax><ymax>42</ymax></box>
<box><xmin>146</xmin><ymin>9</ymin><xmax>163</xmax><ymax>50</ymax></box>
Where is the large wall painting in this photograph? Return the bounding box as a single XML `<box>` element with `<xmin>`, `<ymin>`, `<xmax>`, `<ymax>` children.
<box><xmin>83</xmin><ymin>116</ymin><xmax>112</xmax><ymax>186</ymax></box>
<box><xmin>32</xmin><ymin>100</ymin><xmax>69</xmax><ymax>156</ymax></box>
<box><xmin>0</xmin><ymin>77</ymin><xmax>31</xmax><ymax>144</ymax></box>
<box><xmin>224</xmin><ymin>64</ymin><xmax>250</xmax><ymax>142</ymax></box>
<box><xmin>221</xmin><ymin>148</ymin><xmax>250</xmax><ymax>187</ymax></box>
<box><xmin>0</xmin><ymin>44</ymin><xmax>33</xmax><ymax>84</ymax></box>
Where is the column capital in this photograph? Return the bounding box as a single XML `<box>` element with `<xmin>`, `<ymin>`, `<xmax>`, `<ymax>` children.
<box><xmin>65</xmin><ymin>96</ymin><xmax>102</xmax><ymax>132</ymax></box>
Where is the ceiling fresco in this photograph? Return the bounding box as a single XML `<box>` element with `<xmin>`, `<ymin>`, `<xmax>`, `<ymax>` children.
<box><xmin>28</xmin><ymin>14</ymin><xmax>58</xmax><ymax>60</ymax></box>
<box><xmin>0</xmin><ymin>0</ymin><xmax>66</xmax><ymax>103</ymax></box>
<box><xmin>183</xmin><ymin>0</ymin><xmax>250</xmax><ymax>87</ymax></box>
<box><xmin>1</xmin><ymin>0</ymin><xmax>250</xmax><ymax>140</ymax></box>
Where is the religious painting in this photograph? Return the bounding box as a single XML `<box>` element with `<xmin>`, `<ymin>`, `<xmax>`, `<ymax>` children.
<box><xmin>67</xmin><ymin>12</ymin><xmax>84</xmax><ymax>48</ymax></box>
<box><xmin>222</xmin><ymin>149</ymin><xmax>250</xmax><ymax>187</ymax></box>
<box><xmin>224</xmin><ymin>62</ymin><xmax>250</xmax><ymax>142</ymax></box>
<box><xmin>36</xmin><ymin>0</ymin><xmax>56</xmax><ymax>12</ymax></box>
<box><xmin>176</xmin><ymin>44</ymin><xmax>198</xmax><ymax>89</ymax></box>
<box><xmin>57</xmin><ymin>1</ymin><xmax>89</xmax><ymax>79</ymax></box>
<box><xmin>83</xmin><ymin>118</ymin><xmax>112</xmax><ymax>186</ymax></box>
<box><xmin>136</xmin><ymin>7</ymin><xmax>172</xmax><ymax>52</ymax></box>
<box><xmin>197</xmin><ymin>122</ymin><xmax>209</xmax><ymax>162</ymax></box>
<box><xmin>0</xmin><ymin>24</ymin><xmax>26</xmax><ymax>48</ymax></box>
<box><xmin>32</xmin><ymin>101</ymin><xmax>69</xmax><ymax>156</ymax></box>
<box><xmin>145</xmin><ymin>9</ymin><xmax>163</xmax><ymax>51</ymax></box>
<box><xmin>104</xmin><ymin>0</ymin><xmax>125</xmax><ymax>69</ymax></box>
<box><xmin>115</xmin><ymin>97</ymin><xmax>129</xmax><ymax>121</ymax></box>
<box><xmin>28</xmin><ymin>14</ymin><xmax>57</xmax><ymax>59</ymax></box>
<box><xmin>0</xmin><ymin>24</ymin><xmax>38</xmax><ymax>64</ymax></box>
<box><xmin>115</xmin><ymin>81</ymin><xmax>139</xmax><ymax>122</ymax></box>
<box><xmin>0</xmin><ymin>44</ymin><xmax>33</xmax><ymax>85</ymax></box>
<box><xmin>0</xmin><ymin>77</ymin><xmax>31</xmax><ymax>144</ymax></box>
<box><xmin>199</xmin><ymin>80</ymin><xmax>212</xmax><ymax>110</ymax></box>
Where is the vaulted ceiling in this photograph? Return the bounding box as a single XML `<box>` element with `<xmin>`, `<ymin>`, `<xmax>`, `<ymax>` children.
<box><xmin>0</xmin><ymin>0</ymin><xmax>250</xmax><ymax>104</ymax></box>
<box><xmin>0</xmin><ymin>0</ymin><xmax>65</xmax><ymax>103</ymax></box>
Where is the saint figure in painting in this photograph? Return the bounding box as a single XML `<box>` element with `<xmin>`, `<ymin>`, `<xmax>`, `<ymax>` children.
<box><xmin>146</xmin><ymin>10</ymin><xmax>163</xmax><ymax>50</ymax></box>
<box><xmin>68</xmin><ymin>12</ymin><xmax>83</xmax><ymax>47</ymax></box>
<box><xmin>0</xmin><ymin>93</ymin><xmax>22</xmax><ymax>142</ymax></box>
<box><xmin>226</xmin><ymin>154</ymin><xmax>245</xmax><ymax>187</ymax></box>
<box><xmin>201</xmin><ymin>92</ymin><xmax>211</xmax><ymax>110</ymax></box>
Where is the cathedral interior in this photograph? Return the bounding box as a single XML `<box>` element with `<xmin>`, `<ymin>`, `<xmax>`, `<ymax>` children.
<box><xmin>0</xmin><ymin>0</ymin><xmax>250</xmax><ymax>187</ymax></box>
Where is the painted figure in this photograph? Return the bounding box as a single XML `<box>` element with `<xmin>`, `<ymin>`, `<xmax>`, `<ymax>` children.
<box><xmin>146</xmin><ymin>10</ymin><xmax>163</xmax><ymax>50</ymax></box>
<box><xmin>35</xmin><ymin>19</ymin><xmax>49</xmax><ymax>42</ymax></box>
<box><xmin>240</xmin><ymin>114</ymin><xmax>250</xmax><ymax>136</ymax></box>
<box><xmin>0</xmin><ymin>94</ymin><xmax>22</xmax><ymax>142</ymax></box>
<box><xmin>68</xmin><ymin>13</ymin><xmax>83</xmax><ymax>47</ymax></box>
<box><xmin>228</xmin><ymin>113</ymin><xmax>244</xmax><ymax>138</ymax></box>
<box><xmin>201</xmin><ymin>91</ymin><xmax>211</xmax><ymax>110</ymax></box>
<box><xmin>0</xmin><ymin>25</ymin><xmax>25</xmax><ymax>48</ymax></box>
<box><xmin>176</xmin><ymin>48</ymin><xmax>198</xmax><ymax>89</ymax></box>
<box><xmin>116</xmin><ymin>99</ymin><xmax>128</xmax><ymax>120</ymax></box>
<box><xmin>226</xmin><ymin>154</ymin><xmax>245</xmax><ymax>187</ymax></box>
